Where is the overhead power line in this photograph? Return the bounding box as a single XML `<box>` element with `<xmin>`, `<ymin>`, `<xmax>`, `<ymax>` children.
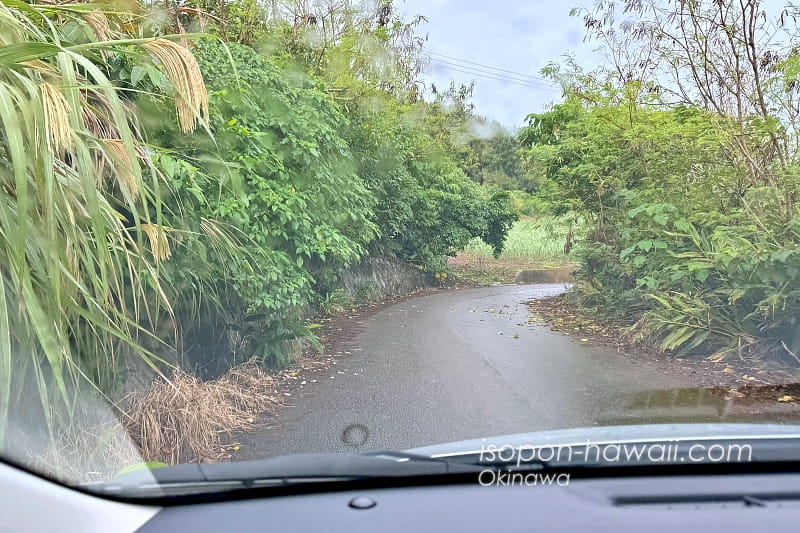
<box><xmin>431</xmin><ymin>58</ymin><xmax>557</xmax><ymax>90</ymax></box>
<box><xmin>429</xmin><ymin>60</ymin><xmax>561</xmax><ymax>92</ymax></box>
<box><xmin>428</xmin><ymin>51</ymin><xmax>554</xmax><ymax>83</ymax></box>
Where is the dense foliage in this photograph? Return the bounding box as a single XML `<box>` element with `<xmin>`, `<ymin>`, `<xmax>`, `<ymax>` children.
<box><xmin>139</xmin><ymin>40</ymin><xmax>381</xmax><ymax>366</ymax></box>
<box><xmin>0</xmin><ymin>0</ymin><xmax>517</xmax><ymax>443</ymax></box>
<box><xmin>522</xmin><ymin>0</ymin><xmax>800</xmax><ymax>363</ymax></box>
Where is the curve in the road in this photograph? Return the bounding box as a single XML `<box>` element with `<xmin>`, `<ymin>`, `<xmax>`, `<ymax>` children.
<box><xmin>239</xmin><ymin>284</ymin><xmax>698</xmax><ymax>459</ymax></box>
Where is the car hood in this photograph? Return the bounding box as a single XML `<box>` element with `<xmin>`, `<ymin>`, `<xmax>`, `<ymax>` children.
<box><xmin>407</xmin><ymin>423</ymin><xmax>800</xmax><ymax>458</ymax></box>
<box><xmin>98</xmin><ymin>423</ymin><xmax>800</xmax><ymax>497</ymax></box>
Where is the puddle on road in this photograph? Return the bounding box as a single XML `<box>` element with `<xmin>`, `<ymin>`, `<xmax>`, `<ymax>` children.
<box><xmin>597</xmin><ymin>385</ymin><xmax>800</xmax><ymax>426</ymax></box>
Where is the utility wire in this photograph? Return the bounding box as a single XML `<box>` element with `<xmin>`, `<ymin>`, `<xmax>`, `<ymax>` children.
<box><xmin>430</xmin><ymin>60</ymin><xmax>561</xmax><ymax>91</ymax></box>
<box><xmin>431</xmin><ymin>62</ymin><xmax>559</xmax><ymax>91</ymax></box>
<box><xmin>428</xmin><ymin>51</ymin><xmax>553</xmax><ymax>83</ymax></box>
<box><xmin>431</xmin><ymin>58</ymin><xmax>557</xmax><ymax>90</ymax></box>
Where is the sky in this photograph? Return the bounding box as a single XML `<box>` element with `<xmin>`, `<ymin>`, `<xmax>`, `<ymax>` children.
<box><xmin>397</xmin><ymin>0</ymin><xmax>792</xmax><ymax>130</ymax></box>
<box><xmin>397</xmin><ymin>0</ymin><xmax>603</xmax><ymax>129</ymax></box>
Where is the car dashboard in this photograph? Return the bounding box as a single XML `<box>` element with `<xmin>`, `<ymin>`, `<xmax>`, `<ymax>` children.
<box><xmin>138</xmin><ymin>471</ymin><xmax>800</xmax><ymax>532</ymax></box>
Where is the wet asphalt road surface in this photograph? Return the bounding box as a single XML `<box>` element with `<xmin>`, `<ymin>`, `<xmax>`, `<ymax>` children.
<box><xmin>239</xmin><ymin>284</ymin><xmax>703</xmax><ymax>459</ymax></box>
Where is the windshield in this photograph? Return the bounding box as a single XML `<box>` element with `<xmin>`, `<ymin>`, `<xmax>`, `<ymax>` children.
<box><xmin>3</xmin><ymin>0</ymin><xmax>800</xmax><ymax>497</ymax></box>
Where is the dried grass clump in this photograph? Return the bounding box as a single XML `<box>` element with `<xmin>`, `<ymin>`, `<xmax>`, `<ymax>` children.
<box><xmin>124</xmin><ymin>361</ymin><xmax>282</xmax><ymax>464</ymax></box>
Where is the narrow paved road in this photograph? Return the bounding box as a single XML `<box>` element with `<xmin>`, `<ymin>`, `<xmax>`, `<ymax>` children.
<box><xmin>239</xmin><ymin>284</ymin><xmax>702</xmax><ymax>459</ymax></box>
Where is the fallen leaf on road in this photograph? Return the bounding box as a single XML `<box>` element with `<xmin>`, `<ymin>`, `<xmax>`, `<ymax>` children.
<box><xmin>707</xmin><ymin>353</ymin><xmax>726</xmax><ymax>363</ymax></box>
<box><xmin>723</xmin><ymin>367</ymin><xmax>735</xmax><ymax>374</ymax></box>
<box><xmin>580</xmin><ymin>338</ymin><xmax>588</xmax><ymax>342</ymax></box>
<box><xmin>513</xmin><ymin>334</ymin><xmax>519</xmax><ymax>339</ymax></box>
<box><xmin>778</xmin><ymin>395</ymin><xmax>796</xmax><ymax>403</ymax></box>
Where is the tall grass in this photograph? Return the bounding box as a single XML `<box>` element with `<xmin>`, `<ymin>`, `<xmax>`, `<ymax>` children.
<box><xmin>462</xmin><ymin>216</ymin><xmax>578</xmax><ymax>263</ymax></box>
<box><xmin>0</xmin><ymin>0</ymin><xmax>209</xmax><ymax>443</ymax></box>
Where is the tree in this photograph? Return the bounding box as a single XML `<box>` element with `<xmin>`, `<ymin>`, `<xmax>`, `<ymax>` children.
<box><xmin>521</xmin><ymin>1</ymin><xmax>800</xmax><ymax>361</ymax></box>
<box><xmin>576</xmin><ymin>0</ymin><xmax>800</xmax><ymax>215</ymax></box>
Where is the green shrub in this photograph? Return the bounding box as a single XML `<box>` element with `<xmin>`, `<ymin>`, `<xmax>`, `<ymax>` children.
<box><xmin>318</xmin><ymin>290</ymin><xmax>350</xmax><ymax>317</ymax></box>
<box><xmin>342</xmin><ymin>95</ymin><xmax>518</xmax><ymax>269</ymax></box>
<box><xmin>354</xmin><ymin>282</ymin><xmax>379</xmax><ymax>304</ymax></box>
<box><xmin>636</xmin><ymin>214</ymin><xmax>800</xmax><ymax>361</ymax></box>
<box><xmin>140</xmin><ymin>40</ymin><xmax>378</xmax><ymax>366</ymax></box>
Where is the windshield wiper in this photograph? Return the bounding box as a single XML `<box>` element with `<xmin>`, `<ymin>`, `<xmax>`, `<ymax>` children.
<box><xmin>91</xmin><ymin>433</ymin><xmax>800</xmax><ymax>498</ymax></box>
<box><xmin>88</xmin><ymin>451</ymin><xmax>486</xmax><ymax>497</ymax></box>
